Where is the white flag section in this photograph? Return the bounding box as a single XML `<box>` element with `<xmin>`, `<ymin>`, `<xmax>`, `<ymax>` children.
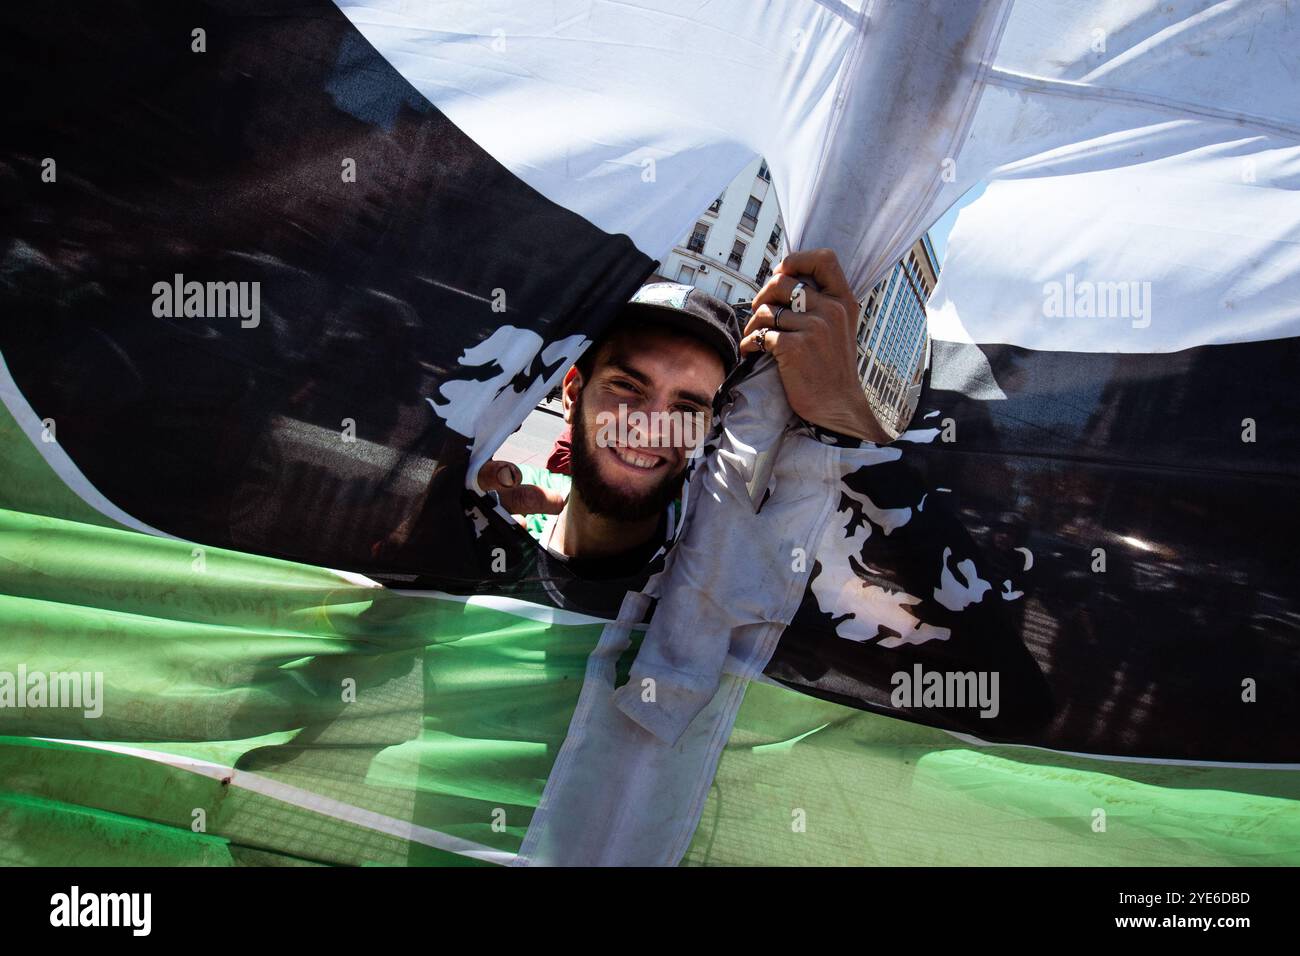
<box><xmin>330</xmin><ymin>0</ymin><xmax>1300</xmax><ymax>865</ymax></box>
<box><xmin>336</xmin><ymin>0</ymin><xmax>1299</xmax><ymax>310</ymax></box>
<box><xmin>930</xmin><ymin>140</ymin><xmax>1300</xmax><ymax>353</ymax></box>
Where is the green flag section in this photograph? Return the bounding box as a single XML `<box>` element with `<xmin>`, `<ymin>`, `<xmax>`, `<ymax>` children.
<box><xmin>0</xmin><ymin>505</ymin><xmax>603</xmax><ymax>865</ymax></box>
<box><xmin>3</xmin><ymin>399</ymin><xmax>1298</xmax><ymax>866</ymax></box>
<box><xmin>684</xmin><ymin>682</ymin><xmax>1300</xmax><ymax>866</ymax></box>
<box><xmin>0</xmin><ymin>435</ymin><xmax>607</xmax><ymax>864</ymax></box>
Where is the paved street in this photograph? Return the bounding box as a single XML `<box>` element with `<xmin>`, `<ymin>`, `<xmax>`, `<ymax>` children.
<box><xmin>493</xmin><ymin>397</ymin><xmax>567</xmax><ymax>471</ymax></box>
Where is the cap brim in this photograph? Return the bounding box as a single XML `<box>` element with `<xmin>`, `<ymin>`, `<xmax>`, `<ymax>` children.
<box><xmin>619</xmin><ymin>302</ymin><xmax>739</xmax><ymax>372</ymax></box>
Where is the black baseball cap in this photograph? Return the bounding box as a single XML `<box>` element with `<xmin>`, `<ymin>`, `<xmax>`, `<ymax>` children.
<box><xmin>619</xmin><ymin>282</ymin><xmax>742</xmax><ymax>372</ymax></box>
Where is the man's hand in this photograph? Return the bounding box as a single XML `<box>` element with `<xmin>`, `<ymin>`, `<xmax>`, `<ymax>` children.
<box><xmin>477</xmin><ymin>459</ymin><xmax>566</xmax><ymax>516</ymax></box>
<box><xmin>741</xmin><ymin>248</ymin><xmax>889</xmax><ymax>443</ymax></box>
<box><xmin>370</xmin><ymin>458</ymin><xmax>565</xmax><ymax>559</ymax></box>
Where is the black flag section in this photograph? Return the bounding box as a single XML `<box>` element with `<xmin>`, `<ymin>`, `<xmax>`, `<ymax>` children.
<box><xmin>0</xmin><ymin>0</ymin><xmax>654</xmax><ymax>585</ymax></box>
<box><xmin>767</xmin><ymin>338</ymin><xmax>1300</xmax><ymax>762</ymax></box>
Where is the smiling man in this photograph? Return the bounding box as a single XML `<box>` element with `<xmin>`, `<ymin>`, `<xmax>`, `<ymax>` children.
<box><xmin>480</xmin><ymin>281</ymin><xmax>734</xmax><ymax>578</ymax></box>
<box><xmin>480</xmin><ymin>250</ymin><xmax>889</xmax><ymax>576</ymax></box>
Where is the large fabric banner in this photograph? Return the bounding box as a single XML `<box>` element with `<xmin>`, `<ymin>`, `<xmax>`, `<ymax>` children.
<box><xmin>2</xmin><ymin>0</ymin><xmax>1297</xmax><ymax>865</ymax></box>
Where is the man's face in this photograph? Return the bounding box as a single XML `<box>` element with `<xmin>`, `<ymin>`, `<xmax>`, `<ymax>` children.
<box><xmin>567</xmin><ymin>324</ymin><xmax>725</xmax><ymax>521</ymax></box>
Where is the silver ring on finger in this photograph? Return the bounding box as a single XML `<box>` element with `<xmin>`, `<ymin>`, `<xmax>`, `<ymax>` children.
<box><xmin>755</xmin><ymin>327</ymin><xmax>771</xmax><ymax>353</ymax></box>
<box><xmin>771</xmin><ymin>305</ymin><xmax>786</xmax><ymax>331</ymax></box>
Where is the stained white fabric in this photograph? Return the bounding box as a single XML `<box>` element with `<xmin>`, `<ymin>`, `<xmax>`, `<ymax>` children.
<box><xmin>515</xmin><ymin>582</ymin><xmax>752</xmax><ymax>866</ymax></box>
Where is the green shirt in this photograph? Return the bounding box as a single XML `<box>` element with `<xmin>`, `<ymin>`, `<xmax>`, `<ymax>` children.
<box><xmin>517</xmin><ymin>463</ymin><xmax>572</xmax><ymax>542</ymax></box>
<box><xmin>512</xmin><ymin>464</ymin><xmax>679</xmax><ymax>572</ymax></box>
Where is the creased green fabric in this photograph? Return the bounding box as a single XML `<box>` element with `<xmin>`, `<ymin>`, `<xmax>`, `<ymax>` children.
<box><xmin>684</xmin><ymin>681</ymin><xmax>1300</xmax><ymax>866</ymax></box>
<box><xmin>0</xmin><ymin>473</ymin><xmax>602</xmax><ymax>864</ymax></box>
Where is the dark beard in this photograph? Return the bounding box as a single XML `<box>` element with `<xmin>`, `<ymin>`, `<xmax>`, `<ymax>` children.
<box><xmin>570</xmin><ymin>397</ymin><xmax>685</xmax><ymax>522</ymax></box>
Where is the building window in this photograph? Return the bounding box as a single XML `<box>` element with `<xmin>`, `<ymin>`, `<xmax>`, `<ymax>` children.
<box><xmin>717</xmin><ymin>280</ymin><xmax>733</xmax><ymax>302</ymax></box>
<box><xmin>677</xmin><ymin>264</ymin><xmax>697</xmax><ymax>285</ymax></box>
<box><xmin>756</xmin><ymin>258</ymin><xmax>772</xmax><ymax>285</ymax></box>
<box><xmin>768</xmin><ymin>223</ymin><xmax>782</xmax><ymax>250</ymax></box>
<box><xmin>740</xmin><ymin>196</ymin><xmax>762</xmax><ymax>233</ymax></box>
<box><xmin>727</xmin><ymin>239</ymin><xmax>747</xmax><ymax>271</ymax></box>
<box><xmin>708</xmin><ymin>194</ymin><xmax>723</xmax><ymax>214</ymax></box>
<box><xmin>757</xmin><ymin>161</ymin><xmax>771</xmax><ymax>183</ymax></box>
<box><xmin>687</xmin><ymin>222</ymin><xmax>709</xmax><ymax>253</ymax></box>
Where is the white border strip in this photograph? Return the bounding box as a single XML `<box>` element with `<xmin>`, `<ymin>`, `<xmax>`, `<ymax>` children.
<box><xmin>38</xmin><ymin>738</ymin><xmax>516</xmax><ymax>865</ymax></box>
<box><xmin>0</xmin><ymin>350</ymin><xmax>176</xmax><ymax>539</ymax></box>
<box><xmin>392</xmin><ymin>588</ymin><xmax>619</xmax><ymax>628</ymax></box>
<box><xmin>941</xmin><ymin>730</ymin><xmax>1300</xmax><ymax>771</ymax></box>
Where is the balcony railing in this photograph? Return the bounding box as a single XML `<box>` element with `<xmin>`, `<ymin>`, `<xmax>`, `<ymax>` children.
<box><xmin>727</xmin><ymin>253</ymin><xmax>743</xmax><ymax>270</ymax></box>
<box><xmin>687</xmin><ymin>235</ymin><xmax>706</xmax><ymax>253</ymax></box>
<box><xmin>739</xmin><ymin>213</ymin><xmax>758</xmax><ymax>233</ymax></box>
